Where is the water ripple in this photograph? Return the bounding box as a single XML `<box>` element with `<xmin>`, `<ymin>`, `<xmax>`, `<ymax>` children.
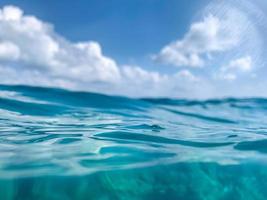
<box><xmin>0</xmin><ymin>84</ymin><xmax>267</xmax><ymax>179</ymax></box>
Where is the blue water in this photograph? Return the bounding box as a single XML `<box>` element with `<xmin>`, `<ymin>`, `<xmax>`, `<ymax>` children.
<box><xmin>0</xmin><ymin>84</ymin><xmax>267</xmax><ymax>199</ymax></box>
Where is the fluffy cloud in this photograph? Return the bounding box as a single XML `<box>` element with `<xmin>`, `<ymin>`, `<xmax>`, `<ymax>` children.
<box><xmin>222</xmin><ymin>56</ymin><xmax>252</xmax><ymax>72</ymax></box>
<box><xmin>117</xmin><ymin>68</ymin><xmax>206</xmax><ymax>98</ymax></box>
<box><xmin>0</xmin><ymin>41</ymin><xmax>20</xmax><ymax>60</ymax></box>
<box><xmin>217</xmin><ymin>56</ymin><xmax>252</xmax><ymax>80</ymax></box>
<box><xmin>0</xmin><ymin>5</ymin><xmax>121</xmax><ymax>83</ymax></box>
<box><xmin>0</xmin><ymin>5</ymin><xmax>202</xmax><ymax>98</ymax></box>
<box><xmin>153</xmin><ymin>15</ymin><xmax>240</xmax><ymax>67</ymax></box>
<box><xmin>153</xmin><ymin>1</ymin><xmax>263</xmax><ymax>95</ymax></box>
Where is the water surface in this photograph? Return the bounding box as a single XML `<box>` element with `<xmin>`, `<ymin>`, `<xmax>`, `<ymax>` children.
<box><xmin>0</xmin><ymin>85</ymin><xmax>267</xmax><ymax>199</ymax></box>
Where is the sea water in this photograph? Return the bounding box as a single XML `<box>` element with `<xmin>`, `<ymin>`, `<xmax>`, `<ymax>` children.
<box><xmin>0</xmin><ymin>84</ymin><xmax>267</xmax><ymax>200</ymax></box>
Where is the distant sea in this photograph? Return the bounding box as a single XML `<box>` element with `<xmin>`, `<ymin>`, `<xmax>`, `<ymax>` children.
<box><xmin>0</xmin><ymin>84</ymin><xmax>267</xmax><ymax>200</ymax></box>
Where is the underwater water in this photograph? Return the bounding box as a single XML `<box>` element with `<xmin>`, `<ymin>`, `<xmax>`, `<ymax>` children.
<box><xmin>0</xmin><ymin>85</ymin><xmax>267</xmax><ymax>200</ymax></box>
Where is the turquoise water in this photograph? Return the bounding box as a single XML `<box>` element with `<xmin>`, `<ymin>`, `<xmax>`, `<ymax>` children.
<box><xmin>0</xmin><ymin>85</ymin><xmax>267</xmax><ymax>199</ymax></box>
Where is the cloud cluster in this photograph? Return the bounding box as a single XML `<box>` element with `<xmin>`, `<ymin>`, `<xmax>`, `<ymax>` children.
<box><xmin>153</xmin><ymin>0</ymin><xmax>264</xmax><ymax>89</ymax></box>
<box><xmin>0</xmin><ymin>5</ymin><xmax>203</xmax><ymax>98</ymax></box>
<box><xmin>0</xmin><ymin>5</ymin><xmax>121</xmax><ymax>83</ymax></box>
<box><xmin>153</xmin><ymin>15</ymin><xmax>240</xmax><ymax>67</ymax></box>
<box><xmin>0</xmin><ymin>3</ymin><xmax>264</xmax><ymax>98</ymax></box>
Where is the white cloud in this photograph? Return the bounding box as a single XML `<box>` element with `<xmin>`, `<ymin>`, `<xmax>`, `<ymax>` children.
<box><xmin>218</xmin><ymin>73</ymin><xmax>237</xmax><ymax>81</ymax></box>
<box><xmin>115</xmin><ymin>67</ymin><xmax>204</xmax><ymax>98</ymax></box>
<box><xmin>0</xmin><ymin>5</ymin><xmax>23</xmax><ymax>20</ymax></box>
<box><xmin>122</xmin><ymin>66</ymin><xmax>166</xmax><ymax>84</ymax></box>
<box><xmin>222</xmin><ymin>56</ymin><xmax>252</xmax><ymax>72</ymax></box>
<box><xmin>153</xmin><ymin>15</ymin><xmax>240</xmax><ymax>67</ymax></box>
<box><xmin>0</xmin><ymin>5</ymin><xmax>121</xmax><ymax>83</ymax></box>
<box><xmin>174</xmin><ymin>70</ymin><xmax>198</xmax><ymax>81</ymax></box>
<box><xmin>0</xmin><ymin>41</ymin><xmax>20</xmax><ymax>60</ymax></box>
<box><xmin>218</xmin><ymin>56</ymin><xmax>252</xmax><ymax>80</ymax></box>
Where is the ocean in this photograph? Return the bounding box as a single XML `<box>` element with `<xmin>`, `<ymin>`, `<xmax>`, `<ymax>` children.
<box><xmin>0</xmin><ymin>84</ymin><xmax>267</xmax><ymax>200</ymax></box>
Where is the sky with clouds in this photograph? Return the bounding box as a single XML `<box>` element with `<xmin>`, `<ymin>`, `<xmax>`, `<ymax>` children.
<box><xmin>0</xmin><ymin>0</ymin><xmax>266</xmax><ymax>98</ymax></box>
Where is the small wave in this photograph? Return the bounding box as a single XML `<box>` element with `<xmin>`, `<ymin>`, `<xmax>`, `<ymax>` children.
<box><xmin>235</xmin><ymin>139</ymin><xmax>267</xmax><ymax>154</ymax></box>
<box><xmin>93</xmin><ymin>131</ymin><xmax>234</xmax><ymax>148</ymax></box>
<box><xmin>162</xmin><ymin>107</ymin><xmax>237</xmax><ymax>124</ymax></box>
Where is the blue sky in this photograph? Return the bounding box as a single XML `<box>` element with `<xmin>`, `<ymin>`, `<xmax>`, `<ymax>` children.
<box><xmin>0</xmin><ymin>0</ymin><xmax>206</xmax><ymax>67</ymax></box>
<box><xmin>0</xmin><ymin>0</ymin><xmax>266</xmax><ymax>98</ymax></box>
